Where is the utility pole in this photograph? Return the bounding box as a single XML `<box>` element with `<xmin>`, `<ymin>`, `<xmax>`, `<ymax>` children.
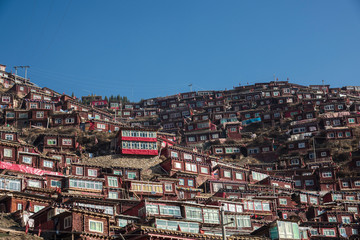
<box><xmin>313</xmin><ymin>137</ymin><xmax>317</xmax><ymax>163</ymax></box>
<box><xmin>220</xmin><ymin>205</ymin><xmax>227</xmax><ymax>240</ymax></box>
<box><xmin>13</xmin><ymin>65</ymin><xmax>30</xmax><ymax>82</ymax></box>
<box><xmin>188</xmin><ymin>84</ymin><xmax>193</xmax><ymax>92</ymax></box>
<box><xmin>24</xmin><ymin>66</ymin><xmax>30</xmax><ymax>81</ymax></box>
<box><xmin>14</xmin><ymin>66</ymin><xmax>19</xmax><ymax>82</ymax></box>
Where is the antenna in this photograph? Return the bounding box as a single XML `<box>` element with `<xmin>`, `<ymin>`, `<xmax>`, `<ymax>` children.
<box><xmin>188</xmin><ymin>84</ymin><xmax>193</xmax><ymax>92</ymax></box>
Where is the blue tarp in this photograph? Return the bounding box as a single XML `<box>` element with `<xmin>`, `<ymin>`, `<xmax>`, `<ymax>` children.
<box><xmin>242</xmin><ymin>117</ymin><xmax>262</xmax><ymax>126</ymax></box>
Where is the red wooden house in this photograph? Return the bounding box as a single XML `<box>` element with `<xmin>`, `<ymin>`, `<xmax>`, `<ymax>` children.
<box><xmin>115</xmin><ymin>127</ymin><xmax>158</xmax><ymax>155</ymax></box>
<box><xmin>31</xmin><ymin>204</ymin><xmax>112</xmax><ymax>240</ymax></box>
<box><xmin>33</xmin><ymin>134</ymin><xmax>77</xmax><ymax>153</ymax></box>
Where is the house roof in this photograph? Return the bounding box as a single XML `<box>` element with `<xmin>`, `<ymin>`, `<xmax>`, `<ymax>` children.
<box><xmin>81</xmin><ymin>155</ymin><xmax>160</xmax><ymax>171</ymax></box>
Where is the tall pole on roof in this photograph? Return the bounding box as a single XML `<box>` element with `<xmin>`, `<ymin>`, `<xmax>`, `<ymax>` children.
<box><xmin>14</xmin><ymin>66</ymin><xmax>18</xmax><ymax>82</ymax></box>
<box><xmin>189</xmin><ymin>84</ymin><xmax>193</xmax><ymax>92</ymax></box>
<box><xmin>220</xmin><ymin>205</ymin><xmax>227</xmax><ymax>240</ymax></box>
<box><xmin>24</xmin><ymin>66</ymin><xmax>30</xmax><ymax>81</ymax></box>
<box><xmin>313</xmin><ymin>137</ymin><xmax>317</xmax><ymax>163</ymax></box>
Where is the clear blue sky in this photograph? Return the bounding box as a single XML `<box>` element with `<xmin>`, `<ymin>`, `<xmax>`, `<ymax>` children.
<box><xmin>1</xmin><ymin>0</ymin><xmax>360</xmax><ymax>101</ymax></box>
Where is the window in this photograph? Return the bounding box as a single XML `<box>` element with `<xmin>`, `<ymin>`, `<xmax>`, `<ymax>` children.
<box><xmin>235</xmin><ymin>172</ymin><xmax>243</xmax><ymax>180</ymax></box>
<box><xmin>0</xmin><ymin>178</ymin><xmax>21</xmax><ymax>191</ymax></box>
<box><xmin>19</xmin><ymin>113</ymin><xmax>28</xmax><ymax>118</ymax></box>
<box><xmin>17</xmin><ymin>203</ymin><xmax>22</xmax><ymax>211</ymax></box>
<box><xmin>200</xmin><ymin>135</ymin><xmax>207</xmax><ymax>141</ymax></box>
<box><xmin>226</xmin><ymin>148</ymin><xmax>234</xmax><ymax>153</ymax></box>
<box><xmin>328</xmin><ymin>133</ymin><xmax>335</xmax><ymax>138</ymax></box>
<box><xmin>2</xmin><ymin>96</ymin><xmax>10</xmax><ymax>102</ymax></box>
<box><xmin>55</xmin><ymin>118</ymin><xmax>62</xmax><ymax>124</ymax></box>
<box><xmin>65</xmin><ymin>118</ymin><xmax>75</xmax><ymax>123</ymax></box>
<box><xmin>348</xmin><ymin>118</ymin><xmax>355</xmax><ymax>123</ymax></box>
<box><xmin>215</xmin><ymin>148</ymin><xmax>223</xmax><ymax>154</ymax></box>
<box><xmin>291</xmin><ymin>159</ymin><xmax>299</xmax><ymax>165</ymax></box>
<box><xmin>108</xmin><ymin>177</ymin><xmax>118</xmax><ymax>187</ymax></box>
<box><xmin>159</xmin><ymin>205</ymin><xmax>181</xmax><ymax>216</ymax></box>
<box><xmin>27</xmin><ymin>179</ymin><xmax>41</xmax><ymax>188</ymax></box>
<box><xmin>34</xmin><ymin>205</ymin><xmax>45</xmax><ymax>213</ymax></box>
<box><xmin>305</xmin><ymin>180</ymin><xmax>314</xmax><ymax>186</ymax></box>
<box><xmin>174</xmin><ymin>162</ymin><xmax>181</xmax><ymax>169</ymax></box>
<box><xmin>237</xmin><ymin>215</ymin><xmax>251</xmax><ymax>228</ymax></box>
<box><xmin>51</xmin><ymin>180</ymin><xmax>61</xmax><ymax>188</ymax></box>
<box><xmin>300</xmin><ymin>194</ymin><xmax>307</xmax><ymax>203</ymax></box>
<box><xmin>188</xmin><ymin>137</ymin><xmax>195</xmax><ymax>142</ymax></box>
<box><xmin>89</xmin><ymin>220</ymin><xmax>103</xmax><ymax>233</ymax></box>
<box><xmin>310</xmin><ymin>229</ymin><xmax>318</xmax><ymax>236</ymax></box>
<box><xmin>76</xmin><ymin>167</ymin><xmax>83</xmax><ymax>175</ymax></box>
<box><xmin>355</xmin><ymin>181</ymin><xmax>360</xmax><ymax>186</ymax></box>
<box><xmin>298</xmin><ymin>142</ymin><xmax>305</xmax><ymax>148</ymax></box>
<box><xmin>156</xmin><ymin>219</ymin><xmax>199</xmax><ymax>233</ymax></box>
<box><xmin>108</xmin><ymin>191</ymin><xmax>118</xmax><ymax>199</ymax></box>
<box><xmin>30</xmin><ymin>103</ymin><xmax>37</xmax><ymax>109</ymax></box>
<box><xmin>62</xmin><ymin>139</ymin><xmax>72</xmax><ymax>145</ymax></box>
<box><xmin>295</xmin><ymin>180</ymin><xmax>302</xmax><ymax>187</ymax></box>
<box><xmin>248</xmin><ymin>148</ymin><xmax>258</xmax><ymax>154</ymax></box>
<box><xmin>353</xmin><ymin>229</ymin><xmax>358</xmax><ymax>235</ymax></box>
<box><xmin>224</xmin><ymin>171</ymin><xmax>231</xmax><ymax>178</ymax></box>
<box><xmin>203</xmin><ymin>208</ymin><xmax>220</xmax><ymax>224</ymax></box>
<box><xmin>171</xmin><ymin>151</ymin><xmax>178</xmax><ymax>158</ymax></box>
<box><xmin>328</xmin><ymin>216</ymin><xmax>337</xmax><ymax>222</ymax></box>
<box><xmin>348</xmin><ymin>207</ymin><xmax>358</xmax><ymax>213</ymax></box>
<box><xmin>200</xmin><ymin>167</ymin><xmax>208</xmax><ymax>174</ymax></box>
<box><xmin>47</xmin><ymin>139</ymin><xmax>57</xmax><ymax>145</ymax></box>
<box><xmin>188</xmin><ymin>180</ymin><xmax>194</xmax><ymax>187</ymax></box>
<box><xmin>36</xmin><ymin>111</ymin><xmax>44</xmax><ymax>118</ymax></box>
<box><xmin>324</xmin><ymin>105</ymin><xmax>335</xmax><ymax>111</ymax></box>
<box><xmin>323</xmin><ymin>229</ymin><xmax>336</xmax><ymax>237</ymax></box>
<box><xmin>165</xmin><ymin>183</ymin><xmax>173</xmax><ymax>192</ymax></box>
<box><xmin>43</xmin><ymin>160</ymin><xmax>53</xmax><ymax>168</ymax></box>
<box><xmin>22</xmin><ymin>156</ymin><xmax>32</xmax><ymax>164</ymax></box>
<box><xmin>309</xmin><ymin>197</ymin><xmax>318</xmax><ymax>205</ymax></box>
<box><xmin>342</xmin><ymin>216</ymin><xmax>351</xmax><ymax>224</ymax></box>
<box><xmin>88</xmin><ymin>169</ymin><xmax>97</xmax><ymax>177</ymax></box>
<box><xmin>333</xmin><ymin>194</ymin><xmax>342</xmax><ymax>200</ymax></box>
<box><xmin>184</xmin><ymin>153</ymin><xmax>192</xmax><ymax>160</ymax></box>
<box><xmin>185</xmin><ymin>206</ymin><xmax>202</xmax><ymax>221</ymax></box>
<box><xmin>4</xmin><ymin>148</ymin><xmax>12</xmax><ymax>157</ymax></box>
<box><xmin>179</xmin><ymin>179</ymin><xmax>184</xmax><ymax>185</ymax></box>
<box><xmin>322</xmin><ymin>172</ymin><xmax>332</xmax><ymax>178</ymax></box>
<box><xmin>127</xmin><ymin>172</ymin><xmax>136</xmax><ymax>179</ymax></box>
<box><xmin>5</xmin><ymin>134</ymin><xmax>13</xmax><ymax>140</ymax></box>
<box><xmin>279</xmin><ymin>199</ymin><xmax>287</xmax><ymax>205</ymax></box>
<box><xmin>69</xmin><ymin>179</ymin><xmax>103</xmax><ymax>190</ymax></box>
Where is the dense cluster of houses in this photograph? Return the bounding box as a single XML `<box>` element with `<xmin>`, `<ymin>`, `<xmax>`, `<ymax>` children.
<box><xmin>2</xmin><ymin>63</ymin><xmax>360</xmax><ymax>239</ymax></box>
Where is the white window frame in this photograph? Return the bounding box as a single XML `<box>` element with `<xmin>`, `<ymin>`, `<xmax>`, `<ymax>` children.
<box><xmin>89</xmin><ymin>220</ymin><xmax>103</xmax><ymax>233</ymax></box>
<box><xmin>4</xmin><ymin>148</ymin><xmax>12</xmax><ymax>157</ymax></box>
<box><xmin>43</xmin><ymin>160</ymin><xmax>54</xmax><ymax>168</ymax></box>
